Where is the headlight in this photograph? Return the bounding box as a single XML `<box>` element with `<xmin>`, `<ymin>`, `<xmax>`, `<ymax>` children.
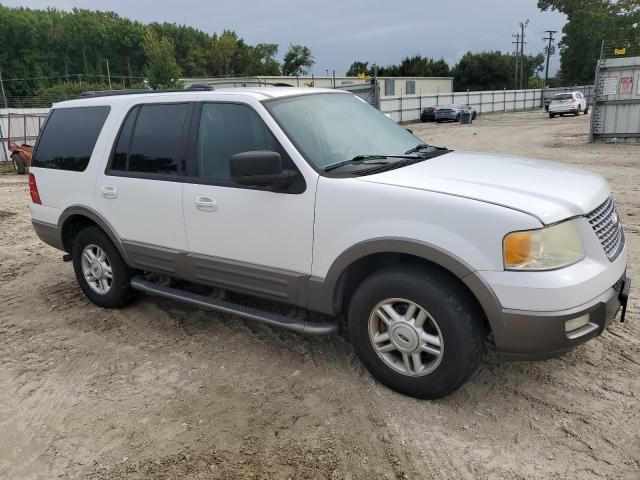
<box><xmin>503</xmin><ymin>221</ymin><xmax>584</xmax><ymax>271</ymax></box>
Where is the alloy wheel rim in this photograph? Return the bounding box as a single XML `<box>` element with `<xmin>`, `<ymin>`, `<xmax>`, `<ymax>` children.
<box><xmin>81</xmin><ymin>244</ymin><xmax>113</xmax><ymax>295</ymax></box>
<box><xmin>368</xmin><ymin>298</ymin><xmax>444</xmax><ymax>377</ymax></box>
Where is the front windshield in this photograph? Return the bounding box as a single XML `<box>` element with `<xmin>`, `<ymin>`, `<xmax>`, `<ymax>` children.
<box><xmin>267</xmin><ymin>93</ymin><xmax>419</xmax><ymax>170</ymax></box>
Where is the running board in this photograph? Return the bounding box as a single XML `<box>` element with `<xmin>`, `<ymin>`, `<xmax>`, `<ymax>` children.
<box><xmin>130</xmin><ymin>275</ymin><xmax>338</xmax><ymax>336</ymax></box>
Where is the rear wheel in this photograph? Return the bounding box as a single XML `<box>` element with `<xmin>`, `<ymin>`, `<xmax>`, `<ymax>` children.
<box><xmin>576</xmin><ymin>105</ymin><xmax>582</xmax><ymax>116</ymax></box>
<box><xmin>347</xmin><ymin>265</ymin><xmax>484</xmax><ymax>399</ymax></box>
<box><xmin>72</xmin><ymin>226</ymin><xmax>136</xmax><ymax>308</ymax></box>
<box><xmin>549</xmin><ymin>113</ymin><xmax>555</xmax><ymax>119</ymax></box>
<box><xmin>11</xmin><ymin>154</ymin><xmax>25</xmax><ymax>175</ymax></box>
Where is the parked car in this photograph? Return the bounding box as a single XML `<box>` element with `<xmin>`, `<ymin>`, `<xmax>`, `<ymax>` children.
<box><xmin>420</xmin><ymin>106</ymin><xmax>438</xmax><ymax>122</ymax></box>
<box><xmin>435</xmin><ymin>104</ymin><xmax>477</xmax><ymax>123</ymax></box>
<box><xmin>548</xmin><ymin>92</ymin><xmax>589</xmax><ymax>118</ymax></box>
<box><xmin>29</xmin><ymin>87</ymin><xmax>630</xmax><ymax>399</ymax></box>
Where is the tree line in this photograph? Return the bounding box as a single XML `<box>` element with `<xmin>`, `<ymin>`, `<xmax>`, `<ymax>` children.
<box><xmin>347</xmin><ymin>52</ymin><xmax>546</xmax><ymax>92</ymax></box>
<box><xmin>0</xmin><ymin>5</ymin><xmax>315</xmax><ymax>104</ymax></box>
<box><xmin>538</xmin><ymin>0</ymin><xmax>639</xmax><ymax>85</ymax></box>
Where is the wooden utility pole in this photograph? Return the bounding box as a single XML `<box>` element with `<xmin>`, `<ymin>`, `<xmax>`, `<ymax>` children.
<box><xmin>519</xmin><ymin>20</ymin><xmax>529</xmax><ymax>89</ymax></box>
<box><xmin>543</xmin><ymin>30</ymin><xmax>558</xmax><ymax>89</ymax></box>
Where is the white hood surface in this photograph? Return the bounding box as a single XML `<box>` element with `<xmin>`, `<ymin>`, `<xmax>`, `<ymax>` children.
<box><xmin>358</xmin><ymin>151</ymin><xmax>610</xmax><ymax>225</ymax></box>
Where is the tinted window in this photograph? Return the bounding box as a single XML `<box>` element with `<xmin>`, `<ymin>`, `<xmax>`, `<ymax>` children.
<box><xmin>32</xmin><ymin>106</ymin><xmax>110</xmax><ymax>172</ymax></box>
<box><xmin>197</xmin><ymin>103</ymin><xmax>289</xmax><ymax>181</ymax></box>
<box><xmin>553</xmin><ymin>94</ymin><xmax>573</xmax><ymax>101</ymax></box>
<box><xmin>111</xmin><ymin>106</ymin><xmax>138</xmax><ymax>171</ymax></box>
<box><xmin>127</xmin><ymin>104</ymin><xmax>188</xmax><ymax>174</ymax></box>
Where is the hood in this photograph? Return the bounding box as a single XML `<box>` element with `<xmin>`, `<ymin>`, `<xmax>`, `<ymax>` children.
<box><xmin>357</xmin><ymin>151</ymin><xmax>610</xmax><ymax>225</ymax></box>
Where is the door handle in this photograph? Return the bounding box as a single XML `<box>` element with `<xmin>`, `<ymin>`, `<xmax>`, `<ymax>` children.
<box><xmin>101</xmin><ymin>186</ymin><xmax>118</xmax><ymax>199</ymax></box>
<box><xmin>195</xmin><ymin>196</ymin><xmax>218</xmax><ymax>212</ymax></box>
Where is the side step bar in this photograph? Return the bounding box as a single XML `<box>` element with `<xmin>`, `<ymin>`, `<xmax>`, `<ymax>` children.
<box><xmin>130</xmin><ymin>275</ymin><xmax>338</xmax><ymax>336</ymax></box>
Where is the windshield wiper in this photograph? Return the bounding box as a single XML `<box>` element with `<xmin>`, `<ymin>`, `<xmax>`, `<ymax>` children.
<box><xmin>405</xmin><ymin>143</ymin><xmax>445</xmax><ymax>154</ymax></box>
<box><xmin>324</xmin><ymin>154</ymin><xmax>416</xmax><ymax>172</ymax></box>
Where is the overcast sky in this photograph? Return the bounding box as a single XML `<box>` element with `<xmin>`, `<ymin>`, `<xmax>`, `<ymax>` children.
<box><xmin>4</xmin><ymin>0</ymin><xmax>566</xmax><ymax>76</ymax></box>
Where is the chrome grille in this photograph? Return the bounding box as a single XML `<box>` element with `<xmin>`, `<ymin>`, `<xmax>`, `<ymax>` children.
<box><xmin>586</xmin><ymin>197</ymin><xmax>624</xmax><ymax>261</ymax></box>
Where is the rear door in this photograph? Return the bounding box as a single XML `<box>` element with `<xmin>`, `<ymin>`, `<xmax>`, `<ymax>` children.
<box><xmin>181</xmin><ymin>101</ymin><xmax>316</xmax><ymax>302</ymax></box>
<box><xmin>94</xmin><ymin>102</ymin><xmax>190</xmax><ymax>273</ymax></box>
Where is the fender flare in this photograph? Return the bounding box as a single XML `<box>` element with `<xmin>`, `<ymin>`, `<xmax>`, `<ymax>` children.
<box><xmin>58</xmin><ymin>205</ymin><xmax>132</xmax><ymax>265</ymax></box>
<box><xmin>306</xmin><ymin>238</ymin><xmax>502</xmax><ymax>332</ymax></box>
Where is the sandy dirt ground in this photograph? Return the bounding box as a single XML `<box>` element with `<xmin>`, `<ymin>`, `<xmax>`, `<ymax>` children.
<box><xmin>0</xmin><ymin>110</ymin><xmax>638</xmax><ymax>480</ymax></box>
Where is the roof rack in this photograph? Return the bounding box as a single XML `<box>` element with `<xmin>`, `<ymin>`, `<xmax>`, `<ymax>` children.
<box><xmin>202</xmin><ymin>80</ymin><xmax>295</xmax><ymax>88</ymax></box>
<box><xmin>77</xmin><ymin>84</ymin><xmax>213</xmax><ymax>99</ymax></box>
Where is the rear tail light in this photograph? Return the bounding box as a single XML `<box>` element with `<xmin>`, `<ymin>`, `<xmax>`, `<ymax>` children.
<box><xmin>28</xmin><ymin>173</ymin><xmax>42</xmax><ymax>204</ymax></box>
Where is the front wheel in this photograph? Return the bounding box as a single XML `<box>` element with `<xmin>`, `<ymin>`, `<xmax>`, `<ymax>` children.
<box><xmin>348</xmin><ymin>265</ymin><xmax>484</xmax><ymax>399</ymax></box>
<box><xmin>72</xmin><ymin>226</ymin><xmax>136</xmax><ymax>308</ymax></box>
<box><xmin>11</xmin><ymin>154</ymin><xmax>25</xmax><ymax>175</ymax></box>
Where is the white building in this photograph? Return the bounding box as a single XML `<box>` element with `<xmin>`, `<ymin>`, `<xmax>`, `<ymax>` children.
<box><xmin>182</xmin><ymin>76</ymin><xmax>453</xmax><ymax>97</ymax></box>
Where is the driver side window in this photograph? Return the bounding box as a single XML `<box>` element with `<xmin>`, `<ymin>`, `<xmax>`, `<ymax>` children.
<box><xmin>197</xmin><ymin>103</ymin><xmax>291</xmax><ymax>182</ymax></box>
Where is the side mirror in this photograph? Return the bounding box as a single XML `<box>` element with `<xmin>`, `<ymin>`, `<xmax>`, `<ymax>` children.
<box><xmin>230</xmin><ymin>151</ymin><xmax>297</xmax><ymax>189</ymax></box>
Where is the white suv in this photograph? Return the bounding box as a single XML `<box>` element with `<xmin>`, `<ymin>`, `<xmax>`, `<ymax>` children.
<box><xmin>548</xmin><ymin>91</ymin><xmax>589</xmax><ymax>118</ymax></box>
<box><xmin>29</xmin><ymin>87</ymin><xmax>630</xmax><ymax>399</ymax></box>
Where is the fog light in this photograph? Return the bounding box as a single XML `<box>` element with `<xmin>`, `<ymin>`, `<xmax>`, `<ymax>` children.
<box><xmin>565</xmin><ymin>314</ymin><xmax>590</xmax><ymax>332</ymax></box>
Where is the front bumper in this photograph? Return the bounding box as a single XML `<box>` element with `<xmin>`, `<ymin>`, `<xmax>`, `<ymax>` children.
<box><xmin>496</xmin><ymin>274</ymin><xmax>630</xmax><ymax>360</ymax></box>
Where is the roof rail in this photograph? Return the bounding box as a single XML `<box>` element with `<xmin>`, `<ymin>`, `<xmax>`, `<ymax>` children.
<box><xmin>77</xmin><ymin>84</ymin><xmax>213</xmax><ymax>99</ymax></box>
<box><xmin>203</xmin><ymin>80</ymin><xmax>295</xmax><ymax>88</ymax></box>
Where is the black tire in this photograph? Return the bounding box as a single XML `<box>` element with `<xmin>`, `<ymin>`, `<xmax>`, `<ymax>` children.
<box><xmin>347</xmin><ymin>265</ymin><xmax>484</xmax><ymax>399</ymax></box>
<box><xmin>549</xmin><ymin>113</ymin><xmax>555</xmax><ymax>119</ymax></box>
<box><xmin>11</xmin><ymin>154</ymin><xmax>25</xmax><ymax>175</ymax></box>
<box><xmin>72</xmin><ymin>226</ymin><xmax>136</xmax><ymax>308</ymax></box>
<box><xmin>472</xmin><ymin>112</ymin><xmax>477</xmax><ymax>120</ymax></box>
<box><xmin>584</xmin><ymin>105</ymin><xmax>589</xmax><ymax>115</ymax></box>
<box><xmin>455</xmin><ymin>114</ymin><xmax>461</xmax><ymax>122</ymax></box>
<box><xmin>576</xmin><ymin>106</ymin><xmax>582</xmax><ymax>116</ymax></box>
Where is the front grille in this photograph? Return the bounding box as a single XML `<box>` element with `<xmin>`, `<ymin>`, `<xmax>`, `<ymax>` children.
<box><xmin>586</xmin><ymin>197</ymin><xmax>624</xmax><ymax>261</ymax></box>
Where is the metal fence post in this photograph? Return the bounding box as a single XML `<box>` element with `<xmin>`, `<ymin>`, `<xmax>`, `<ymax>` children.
<box><xmin>492</xmin><ymin>90</ymin><xmax>495</xmax><ymax>113</ymax></box>
<box><xmin>504</xmin><ymin>88</ymin><xmax>507</xmax><ymax>112</ymax></box>
<box><xmin>400</xmin><ymin>89</ymin><xmax>403</xmax><ymax>123</ymax></box>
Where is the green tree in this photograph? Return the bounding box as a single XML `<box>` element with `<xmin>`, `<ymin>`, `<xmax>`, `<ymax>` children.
<box><xmin>282</xmin><ymin>44</ymin><xmax>314</xmax><ymax>76</ymax></box>
<box><xmin>452</xmin><ymin>51</ymin><xmax>544</xmax><ymax>91</ymax></box>
<box><xmin>346</xmin><ymin>61</ymin><xmax>371</xmax><ymax>76</ymax></box>
<box><xmin>247</xmin><ymin>43</ymin><xmax>281</xmax><ymax>75</ymax></box>
<box><xmin>538</xmin><ymin>0</ymin><xmax>640</xmax><ymax>84</ymax></box>
<box><xmin>143</xmin><ymin>30</ymin><xmax>182</xmax><ymax>89</ymax></box>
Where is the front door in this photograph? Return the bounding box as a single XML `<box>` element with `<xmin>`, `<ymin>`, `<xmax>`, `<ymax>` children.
<box><xmin>181</xmin><ymin>102</ymin><xmax>317</xmax><ymax>301</ymax></box>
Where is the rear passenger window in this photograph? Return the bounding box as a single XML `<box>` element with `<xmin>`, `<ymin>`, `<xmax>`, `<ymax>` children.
<box><xmin>110</xmin><ymin>103</ymin><xmax>188</xmax><ymax>175</ymax></box>
<box><xmin>32</xmin><ymin>106</ymin><xmax>110</xmax><ymax>172</ymax></box>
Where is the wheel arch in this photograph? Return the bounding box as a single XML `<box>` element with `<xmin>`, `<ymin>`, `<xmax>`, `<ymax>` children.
<box><xmin>59</xmin><ymin>206</ymin><xmax>130</xmax><ymax>264</ymax></box>
<box><xmin>307</xmin><ymin>238</ymin><xmax>499</xmax><ymax>334</ymax></box>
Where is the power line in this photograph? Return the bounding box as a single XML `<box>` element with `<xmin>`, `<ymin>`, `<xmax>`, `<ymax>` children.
<box><xmin>543</xmin><ymin>30</ymin><xmax>558</xmax><ymax>89</ymax></box>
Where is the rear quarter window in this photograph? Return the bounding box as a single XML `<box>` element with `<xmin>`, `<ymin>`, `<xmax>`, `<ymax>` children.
<box><xmin>32</xmin><ymin>106</ymin><xmax>110</xmax><ymax>172</ymax></box>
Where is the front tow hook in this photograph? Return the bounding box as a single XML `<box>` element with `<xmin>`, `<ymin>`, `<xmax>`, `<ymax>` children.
<box><xmin>620</xmin><ymin>278</ymin><xmax>631</xmax><ymax>323</ymax></box>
